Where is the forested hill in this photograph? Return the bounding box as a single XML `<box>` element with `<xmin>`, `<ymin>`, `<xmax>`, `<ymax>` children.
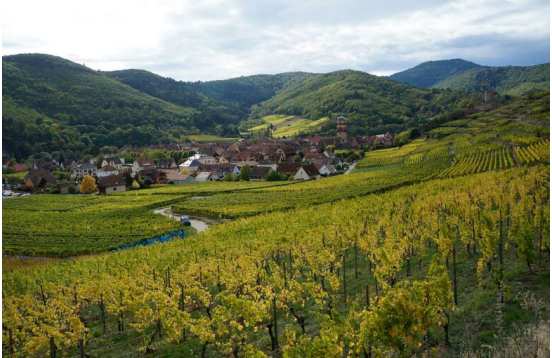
<box><xmin>250</xmin><ymin>70</ymin><xmax>479</xmax><ymax>135</ymax></box>
<box><xmin>2</xmin><ymin>54</ymin><xmax>201</xmax><ymax>160</ymax></box>
<box><xmin>105</xmin><ymin>69</ymin><xmax>312</xmax><ymax>124</ymax></box>
<box><xmin>433</xmin><ymin>63</ymin><xmax>550</xmax><ymax>95</ymax></box>
<box><xmin>5</xmin><ymin>53</ymin><xmax>536</xmax><ymax>160</ymax></box>
<box><xmin>390</xmin><ymin>59</ymin><xmax>481</xmax><ymax>88</ymax></box>
<box><xmin>194</xmin><ymin>72</ymin><xmax>313</xmax><ymax>109</ymax></box>
<box><xmin>391</xmin><ymin>58</ymin><xmax>549</xmax><ymax>95</ymax></box>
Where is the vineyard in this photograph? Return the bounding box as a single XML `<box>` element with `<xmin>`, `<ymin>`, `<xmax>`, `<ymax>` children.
<box><xmin>355</xmin><ymin>92</ymin><xmax>549</xmax><ymax>182</ymax></box>
<box><xmin>3</xmin><ymin>165</ymin><xmax>549</xmax><ymax>356</ymax></box>
<box><xmin>2</xmin><ymin>93</ymin><xmax>550</xmax><ymax>357</ymax></box>
<box><xmin>2</xmin><ymin>194</ymin><xmax>183</xmax><ymax>256</ymax></box>
<box><xmin>247</xmin><ymin>115</ymin><xmax>330</xmax><ymax>138</ymax></box>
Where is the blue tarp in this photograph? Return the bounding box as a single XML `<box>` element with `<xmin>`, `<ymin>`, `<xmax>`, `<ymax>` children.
<box><xmin>111</xmin><ymin>229</ymin><xmax>186</xmax><ymax>251</ymax></box>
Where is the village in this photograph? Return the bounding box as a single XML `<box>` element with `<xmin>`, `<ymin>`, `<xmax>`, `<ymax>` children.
<box><xmin>3</xmin><ymin>117</ymin><xmax>394</xmax><ymax>195</ymax></box>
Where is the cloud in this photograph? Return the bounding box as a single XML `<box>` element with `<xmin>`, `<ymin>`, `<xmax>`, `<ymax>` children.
<box><xmin>2</xmin><ymin>0</ymin><xmax>549</xmax><ymax>80</ymax></box>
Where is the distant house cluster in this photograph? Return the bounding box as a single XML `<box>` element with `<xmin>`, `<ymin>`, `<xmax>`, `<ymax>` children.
<box><xmin>4</xmin><ymin>116</ymin><xmax>394</xmax><ymax>195</ymax></box>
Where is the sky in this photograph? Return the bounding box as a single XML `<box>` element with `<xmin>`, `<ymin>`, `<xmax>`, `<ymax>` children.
<box><xmin>2</xmin><ymin>0</ymin><xmax>550</xmax><ymax>81</ymax></box>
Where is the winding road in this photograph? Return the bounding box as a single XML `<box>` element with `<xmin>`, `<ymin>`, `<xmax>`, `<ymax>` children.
<box><xmin>153</xmin><ymin>207</ymin><xmax>210</xmax><ymax>232</ymax></box>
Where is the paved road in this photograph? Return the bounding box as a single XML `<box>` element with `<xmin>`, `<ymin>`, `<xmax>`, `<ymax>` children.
<box><xmin>345</xmin><ymin>162</ymin><xmax>357</xmax><ymax>175</ymax></box>
<box><xmin>153</xmin><ymin>207</ymin><xmax>209</xmax><ymax>233</ymax></box>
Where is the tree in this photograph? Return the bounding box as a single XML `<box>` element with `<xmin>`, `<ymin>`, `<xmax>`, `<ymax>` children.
<box><xmin>79</xmin><ymin>175</ymin><xmax>97</xmax><ymax>194</ymax></box>
<box><xmin>266</xmin><ymin>170</ymin><xmax>286</xmax><ymax>181</ymax></box>
<box><xmin>239</xmin><ymin>166</ymin><xmax>251</xmax><ymax>181</ymax></box>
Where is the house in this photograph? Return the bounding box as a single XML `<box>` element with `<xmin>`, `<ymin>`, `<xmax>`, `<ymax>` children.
<box><xmin>71</xmin><ymin>163</ymin><xmax>97</xmax><ymax>179</ymax></box>
<box><xmin>97</xmin><ymin>175</ymin><xmax>127</xmax><ymax>194</ymax></box>
<box><xmin>180</xmin><ymin>154</ymin><xmax>204</xmax><ymax>171</ymax></box>
<box><xmin>198</xmin><ymin>164</ymin><xmax>240</xmax><ymax>179</ymax></box>
<box><xmin>11</xmin><ymin>163</ymin><xmax>28</xmax><ymax>173</ymax></box>
<box><xmin>373</xmin><ymin>133</ymin><xmax>394</xmax><ymax>146</ymax></box>
<box><xmin>276</xmin><ymin>163</ymin><xmax>301</xmax><ymax>177</ymax></box>
<box><xmin>218</xmin><ymin>156</ymin><xmax>230</xmax><ymax>164</ymax></box>
<box><xmin>180</xmin><ymin>159</ymin><xmax>201</xmax><ymax>173</ymax></box>
<box><xmin>195</xmin><ymin>171</ymin><xmax>213</xmax><ymax>182</ymax></box>
<box><xmin>160</xmin><ymin>169</ymin><xmax>194</xmax><ymax>184</ymax></box>
<box><xmin>227</xmin><ymin>142</ymin><xmax>241</xmax><ymax>153</ymax></box>
<box><xmin>101</xmin><ymin>157</ymin><xmax>125</xmax><ymax>169</ymax></box>
<box><xmin>132</xmin><ymin>159</ymin><xmax>155</xmax><ymax>176</ymax></box>
<box><xmin>24</xmin><ymin>169</ymin><xmax>57</xmax><ymax>191</ymax></box>
<box><xmin>197</xmin><ymin>155</ymin><xmax>218</xmax><ymax>165</ymax></box>
<box><xmin>293</xmin><ymin>164</ymin><xmax>320</xmax><ymax>180</ymax></box>
<box><xmin>306</xmin><ymin>136</ymin><xmax>322</xmax><ymax>146</ymax></box>
<box><xmin>138</xmin><ymin>168</ymin><xmax>161</xmax><ymax>184</ymax></box>
<box><xmin>316</xmin><ymin>163</ymin><xmax>337</xmax><ymax>176</ymax></box>
<box><xmin>155</xmin><ymin>159</ymin><xmax>177</xmax><ymax>169</ymax></box>
<box><xmin>97</xmin><ymin>165</ymin><xmax>119</xmax><ymax>178</ymax></box>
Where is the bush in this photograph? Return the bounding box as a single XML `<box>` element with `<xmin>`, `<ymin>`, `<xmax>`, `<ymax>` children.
<box><xmin>239</xmin><ymin>166</ymin><xmax>251</xmax><ymax>181</ymax></box>
<box><xmin>266</xmin><ymin>170</ymin><xmax>287</xmax><ymax>181</ymax></box>
<box><xmin>79</xmin><ymin>175</ymin><xmax>97</xmax><ymax>194</ymax></box>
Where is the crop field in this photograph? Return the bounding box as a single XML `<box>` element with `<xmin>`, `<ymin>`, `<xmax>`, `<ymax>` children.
<box><xmin>356</xmin><ymin>94</ymin><xmax>549</xmax><ymax>180</ymax></box>
<box><xmin>2</xmin><ymin>181</ymin><xmax>298</xmax><ymax>256</ymax></box>
<box><xmin>248</xmin><ymin>114</ymin><xmax>329</xmax><ymax>137</ymax></box>
<box><xmin>3</xmin><ymin>165</ymin><xmax>549</xmax><ymax>356</ymax></box>
<box><xmin>514</xmin><ymin>139</ymin><xmax>550</xmax><ymax>164</ymax></box>
<box><xmin>181</xmin><ymin>134</ymin><xmax>238</xmax><ymax>142</ymax></box>
<box><xmin>116</xmin><ymin>180</ymin><xmax>291</xmax><ymax>196</ymax></box>
<box><xmin>172</xmin><ymin>152</ymin><xmax>454</xmax><ymax>218</ymax></box>
<box><xmin>2</xmin><ymin>194</ymin><xmax>183</xmax><ymax>256</ymax></box>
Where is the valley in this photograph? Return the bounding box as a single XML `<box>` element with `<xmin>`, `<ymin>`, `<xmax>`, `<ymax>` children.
<box><xmin>3</xmin><ymin>0</ymin><xmax>551</xmax><ymax>355</ymax></box>
<box><xmin>2</xmin><ymin>88</ymin><xmax>549</xmax><ymax>356</ymax></box>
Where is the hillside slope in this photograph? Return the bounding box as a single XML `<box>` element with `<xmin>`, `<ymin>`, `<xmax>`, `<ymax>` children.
<box><xmin>433</xmin><ymin>63</ymin><xmax>550</xmax><ymax>95</ymax></box>
<box><xmin>2</xmin><ymin>54</ymin><xmax>200</xmax><ymax>159</ymax></box>
<box><xmin>391</xmin><ymin>59</ymin><xmax>549</xmax><ymax>95</ymax></box>
<box><xmin>390</xmin><ymin>59</ymin><xmax>481</xmax><ymax>88</ymax></box>
<box><xmin>196</xmin><ymin>72</ymin><xmax>313</xmax><ymax>109</ymax></box>
<box><xmin>250</xmin><ymin>70</ymin><xmax>479</xmax><ymax>135</ymax></box>
<box><xmin>105</xmin><ymin>69</ymin><xmax>312</xmax><ymax>132</ymax></box>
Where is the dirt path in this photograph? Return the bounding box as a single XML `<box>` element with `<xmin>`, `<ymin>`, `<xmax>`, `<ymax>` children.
<box><xmin>153</xmin><ymin>207</ymin><xmax>210</xmax><ymax>233</ymax></box>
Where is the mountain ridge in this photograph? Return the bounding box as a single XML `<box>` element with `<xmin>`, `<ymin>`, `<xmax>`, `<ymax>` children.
<box><xmin>390</xmin><ymin>58</ymin><xmax>549</xmax><ymax>94</ymax></box>
<box><xmin>3</xmin><ymin>53</ymin><xmax>546</xmax><ymax>160</ymax></box>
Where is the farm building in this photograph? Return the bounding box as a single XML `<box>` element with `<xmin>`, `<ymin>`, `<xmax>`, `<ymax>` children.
<box><xmin>97</xmin><ymin>175</ymin><xmax>127</xmax><ymax>194</ymax></box>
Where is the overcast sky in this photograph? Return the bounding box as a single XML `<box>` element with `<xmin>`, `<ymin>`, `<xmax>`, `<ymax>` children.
<box><xmin>2</xmin><ymin>0</ymin><xmax>550</xmax><ymax>81</ymax></box>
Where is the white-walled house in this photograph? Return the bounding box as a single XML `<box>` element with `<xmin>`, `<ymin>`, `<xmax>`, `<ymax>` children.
<box><xmin>293</xmin><ymin>165</ymin><xmax>320</xmax><ymax>180</ymax></box>
<box><xmin>71</xmin><ymin>163</ymin><xmax>97</xmax><ymax>179</ymax></box>
<box><xmin>97</xmin><ymin>165</ymin><xmax>119</xmax><ymax>178</ymax></box>
<box><xmin>101</xmin><ymin>157</ymin><xmax>125</xmax><ymax>169</ymax></box>
<box><xmin>132</xmin><ymin>160</ymin><xmax>154</xmax><ymax>176</ymax></box>
<box><xmin>316</xmin><ymin>164</ymin><xmax>337</xmax><ymax>176</ymax></box>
